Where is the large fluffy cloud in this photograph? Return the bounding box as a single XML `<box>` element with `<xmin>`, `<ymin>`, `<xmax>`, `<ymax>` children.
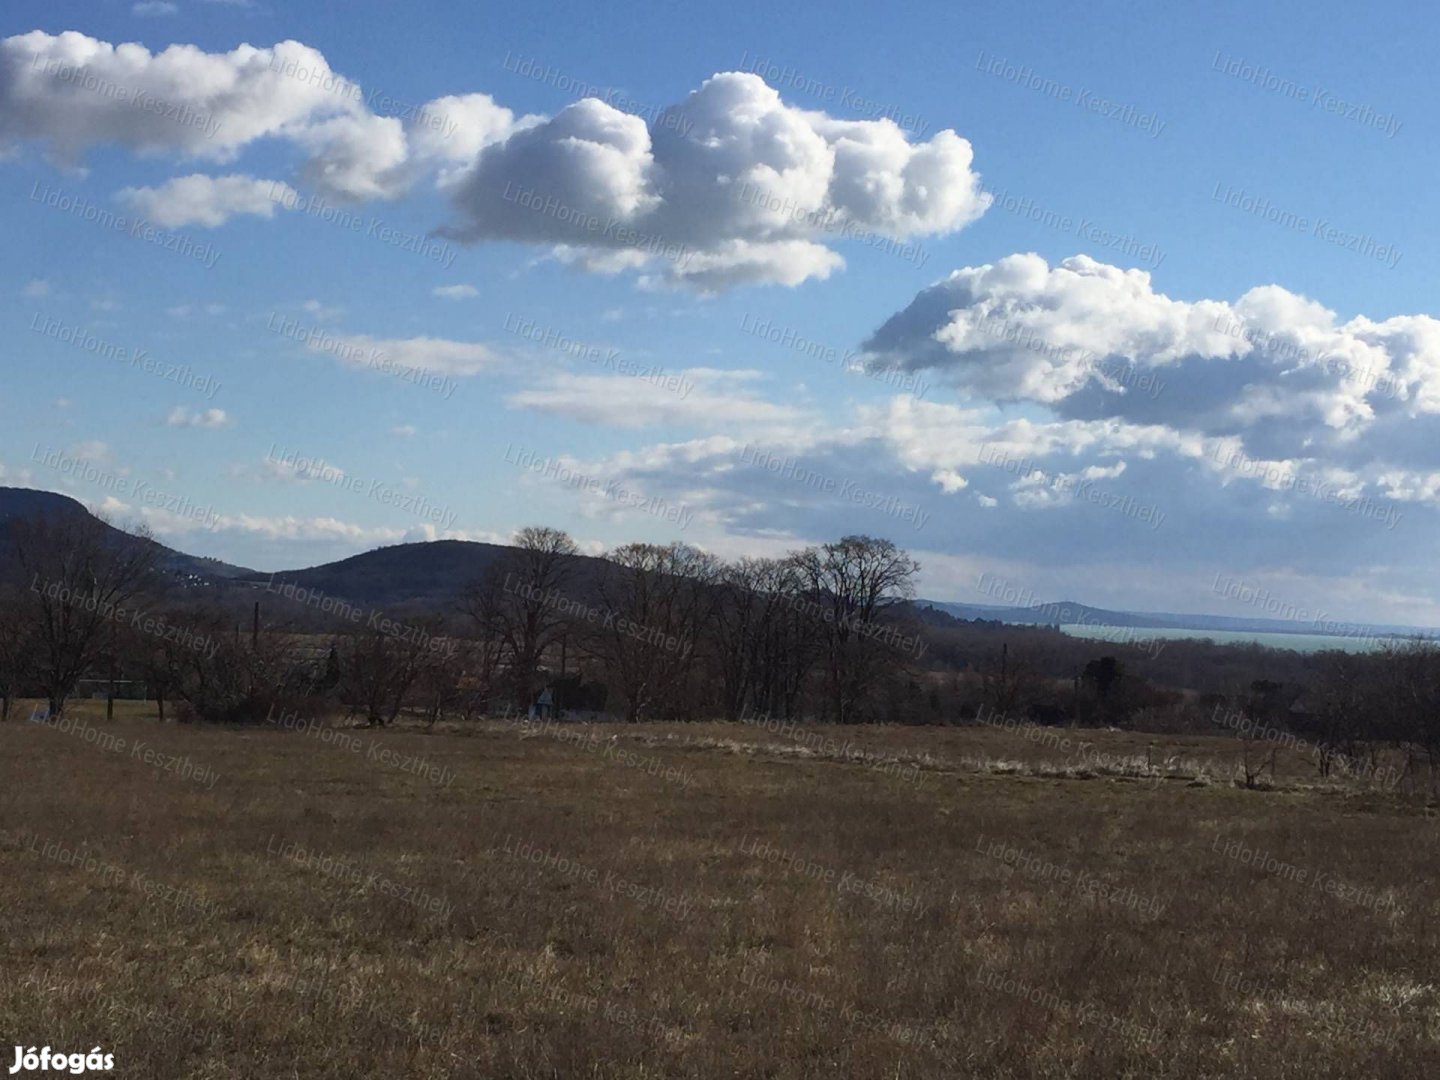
<box><xmin>0</xmin><ymin>32</ymin><xmax>354</xmax><ymax>162</ymax></box>
<box><xmin>497</xmin><ymin>253</ymin><xmax>1437</xmax><ymax>604</ymax></box>
<box><xmin>442</xmin><ymin>72</ymin><xmax>989</xmax><ymax>289</ymax></box>
<box><xmin>0</xmin><ymin>31</ymin><xmax>525</xmax><ymax>202</ymax></box>
<box><xmin>863</xmin><ymin>254</ymin><xmax>1440</xmax><ymax>463</ymax></box>
<box><xmin>3</xmin><ymin>33</ymin><xmax>986</xmax><ymax>289</ymax></box>
<box><xmin>408</xmin><ymin>92</ymin><xmax>535</xmax><ymax>182</ymax></box>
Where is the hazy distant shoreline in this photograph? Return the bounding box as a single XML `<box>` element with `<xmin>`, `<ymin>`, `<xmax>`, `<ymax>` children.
<box><xmin>1061</xmin><ymin>623</ymin><xmax>1431</xmax><ymax>654</ymax></box>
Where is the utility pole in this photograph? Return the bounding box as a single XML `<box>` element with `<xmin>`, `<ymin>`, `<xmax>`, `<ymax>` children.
<box><xmin>558</xmin><ymin>633</ymin><xmax>568</xmax><ymax>719</ymax></box>
<box><xmin>997</xmin><ymin>641</ymin><xmax>1010</xmax><ymax>716</ymax></box>
<box><xmin>106</xmin><ymin>618</ymin><xmax>116</xmax><ymax>722</ymax></box>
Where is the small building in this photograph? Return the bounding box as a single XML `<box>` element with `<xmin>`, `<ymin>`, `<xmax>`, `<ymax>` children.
<box><xmin>529</xmin><ymin>687</ymin><xmax>556</xmax><ymax>721</ymax></box>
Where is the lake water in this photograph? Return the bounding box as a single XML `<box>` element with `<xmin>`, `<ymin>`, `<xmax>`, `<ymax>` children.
<box><xmin>1059</xmin><ymin>623</ymin><xmax>1424</xmax><ymax>654</ymax></box>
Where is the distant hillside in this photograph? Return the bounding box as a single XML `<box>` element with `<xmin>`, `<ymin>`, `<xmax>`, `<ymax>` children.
<box><xmin>918</xmin><ymin>598</ymin><xmax>1440</xmax><ymax>642</ymax></box>
<box><xmin>0</xmin><ymin>488</ymin><xmax>611</xmax><ymax>617</ymax></box>
<box><xmin>237</xmin><ymin>539</ymin><xmax>511</xmax><ymax>611</ymax></box>
<box><xmin>238</xmin><ymin>538</ymin><xmax>615</xmax><ymax>614</ymax></box>
<box><xmin>3</xmin><ymin>485</ymin><xmax>1432</xmax><ymax>638</ymax></box>
<box><xmin>0</xmin><ymin>486</ymin><xmax>87</xmax><ymax>524</ymax></box>
<box><xmin>0</xmin><ymin>486</ymin><xmax>255</xmax><ymax>590</ymax></box>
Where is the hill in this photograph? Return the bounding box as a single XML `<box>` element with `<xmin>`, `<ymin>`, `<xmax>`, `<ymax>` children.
<box><xmin>0</xmin><ymin>486</ymin><xmax>256</xmax><ymax>591</ymax></box>
<box><xmin>0</xmin><ymin>488</ymin><xmax>612</xmax><ymax>617</ymax></box>
<box><xmin>4</xmin><ymin>485</ymin><xmax>1433</xmax><ymax>639</ymax></box>
<box><xmin>234</xmin><ymin>539</ymin><xmax>601</xmax><ymax>612</ymax></box>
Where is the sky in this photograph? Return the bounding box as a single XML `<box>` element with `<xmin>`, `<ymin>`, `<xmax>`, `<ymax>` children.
<box><xmin>3</xmin><ymin>0</ymin><xmax>1439</xmax><ymax>626</ymax></box>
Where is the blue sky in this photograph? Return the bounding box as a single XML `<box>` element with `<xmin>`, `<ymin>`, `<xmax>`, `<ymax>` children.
<box><xmin>4</xmin><ymin>0</ymin><xmax>1439</xmax><ymax>625</ymax></box>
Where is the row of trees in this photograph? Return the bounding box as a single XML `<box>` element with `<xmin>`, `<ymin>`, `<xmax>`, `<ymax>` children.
<box><xmin>1257</xmin><ymin>648</ymin><xmax>1440</xmax><ymax>776</ymax></box>
<box><xmin>7</xmin><ymin>506</ymin><xmax>1440</xmax><ymax>779</ymax></box>
<box><xmin>0</xmin><ymin>513</ymin><xmax>928</xmax><ymax>725</ymax></box>
<box><xmin>460</xmin><ymin>527</ymin><xmax>924</xmax><ymax>724</ymax></box>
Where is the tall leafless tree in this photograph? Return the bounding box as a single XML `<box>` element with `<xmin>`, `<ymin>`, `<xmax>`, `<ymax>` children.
<box><xmin>335</xmin><ymin>616</ymin><xmax>448</xmax><ymax>727</ymax></box>
<box><xmin>795</xmin><ymin>535</ymin><xmax>920</xmax><ymax>723</ymax></box>
<box><xmin>590</xmin><ymin>542</ymin><xmax>718</xmax><ymax>722</ymax></box>
<box><xmin>712</xmin><ymin>556</ymin><xmax>816</xmax><ymax>721</ymax></box>
<box><xmin>457</xmin><ymin>567</ymin><xmax>512</xmax><ymax>717</ymax></box>
<box><xmin>0</xmin><ymin>584</ymin><xmax>33</xmax><ymax>721</ymax></box>
<box><xmin>491</xmin><ymin>526</ymin><xmax>579</xmax><ymax>711</ymax></box>
<box><xmin>9</xmin><ymin>510</ymin><xmax>158</xmax><ymax>719</ymax></box>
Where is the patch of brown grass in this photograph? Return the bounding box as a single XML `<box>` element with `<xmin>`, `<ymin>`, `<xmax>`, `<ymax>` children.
<box><xmin>2</xmin><ymin>707</ymin><xmax>1438</xmax><ymax>1078</ymax></box>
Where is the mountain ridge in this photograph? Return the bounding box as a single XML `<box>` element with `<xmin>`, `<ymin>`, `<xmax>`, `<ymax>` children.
<box><xmin>3</xmin><ymin>486</ymin><xmax>1432</xmax><ymax>637</ymax></box>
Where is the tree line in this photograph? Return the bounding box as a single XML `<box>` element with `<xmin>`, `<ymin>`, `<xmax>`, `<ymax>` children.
<box><xmin>0</xmin><ymin>514</ymin><xmax>927</xmax><ymax>726</ymax></box>
<box><xmin>5</xmin><ymin>506</ymin><xmax>1440</xmax><ymax>787</ymax></box>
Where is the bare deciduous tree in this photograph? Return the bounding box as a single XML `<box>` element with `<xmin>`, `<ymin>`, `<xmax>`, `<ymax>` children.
<box><xmin>118</xmin><ymin>605</ymin><xmax>188</xmax><ymax>723</ymax></box>
<box><xmin>457</xmin><ymin>565</ymin><xmax>513</xmax><ymax>717</ymax></box>
<box><xmin>795</xmin><ymin>535</ymin><xmax>920</xmax><ymax>723</ymax></box>
<box><xmin>163</xmin><ymin>607</ymin><xmax>308</xmax><ymax>724</ymax></box>
<box><xmin>492</xmin><ymin>526</ymin><xmax>579</xmax><ymax>711</ymax></box>
<box><xmin>0</xmin><ymin>584</ymin><xmax>33</xmax><ymax>721</ymax></box>
<box><xmin>712</xmin><ymin>556</ymin><xmax>816</xmax><ymax>721</ymax></box>
<box><xmin>589</xmin><ymin>543</ymin><xmax>717</xmax><ymax>722</ymax></box>
<box><xmin>980</xmin><ymin>644</ymin><xmax>1043</xmax><ymax>721</ymax></box>
<box><xmin>336</xmin><ymin>616</ymin><xmax>448</xmax><ymax>727</ymax></box>
<box><xmin>9</xmin><ymin>510</ymin><xmax>158</xmax><ymax>719</ymax></box>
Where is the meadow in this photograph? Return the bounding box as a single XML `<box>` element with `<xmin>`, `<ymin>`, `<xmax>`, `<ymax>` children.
<box><xmin>2</xmin><ymin>703</ymin><xmax>1438</xmax><ymax>1078</ymax></box>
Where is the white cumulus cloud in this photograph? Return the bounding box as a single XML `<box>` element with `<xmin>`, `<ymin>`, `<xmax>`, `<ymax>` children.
<box><xmin>118</xmin><ymin>173</ymin><xmax>297</xmax><ymax>227</ymax></box>
<box><xmin>863</xmin><ymin>253</ymin><xmax>1440</xmax><ymax>467</ymax></box>
<box><xmin>443</xmin><ymin>72</ymin><xmax>989</xmax><ymax>290</ymax></box>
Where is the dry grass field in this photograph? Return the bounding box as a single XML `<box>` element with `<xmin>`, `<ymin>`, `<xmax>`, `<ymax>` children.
<box><xmin>3</xmin><ymin>703</ymin><xmax>1439</xmax><ymax>1078</ymax></box>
